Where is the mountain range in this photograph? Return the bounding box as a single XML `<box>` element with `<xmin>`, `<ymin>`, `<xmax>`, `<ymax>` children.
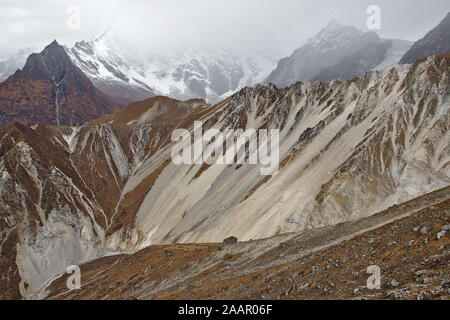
<box><xmin>0</xmin><ymin>13</ymin><xmax>449</xmax><ymax>300</ymax></box>
<box><xmin>0</xmin><ymin>48</ymin><xmax>36</xmax><ymax>82</ymax></box>
<box><xmin>3</xmin><ymin>15</ymin><xmax>450</xmax><ymax>128</ymax></box>
<box><xmin>265</xmin><ymin>20</ymin><xmax>413</xmax><ymax>87</ymax></box>
<box><xmin>0</xmin><ymin>53</ymin><xmax>448</xmax><ymax>298</ymax></box>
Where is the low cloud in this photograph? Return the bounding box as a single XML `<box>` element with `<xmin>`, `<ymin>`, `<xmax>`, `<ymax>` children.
<box><xmin>0</xmin><ymin>0</ymin><xmax>449</xmax><ymax>60</ymax></box>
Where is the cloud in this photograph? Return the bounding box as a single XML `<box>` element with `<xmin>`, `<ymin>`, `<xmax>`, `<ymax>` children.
<box><xmin>0</xmin><ymin>0</ymin><xmax>449</xmax><ymax>60</ymax></box>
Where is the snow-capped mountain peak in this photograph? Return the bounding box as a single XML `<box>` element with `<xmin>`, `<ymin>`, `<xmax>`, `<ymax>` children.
<box><xmin>67</xmin><ymin>28</ymin><xmax>282</xmax><ymax>104</ymax></box>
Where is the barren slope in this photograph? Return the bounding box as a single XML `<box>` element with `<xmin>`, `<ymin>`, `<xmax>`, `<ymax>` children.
<box><xmin>42</xmin><ymin>186</ymin><xmax>450</xmax><ymax>300</ymax></box>
<box><xmin>0</xmin><ymin>55</ymin><xmax>448</xmax><ymax>299</ymax></box>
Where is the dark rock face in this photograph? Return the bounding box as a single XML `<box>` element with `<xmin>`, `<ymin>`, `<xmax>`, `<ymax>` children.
<box><xmin>400</xmin><ymin>12</ymin><xmax>450</xmax><ymax>64</ymax></box>
<box><xmin>223</xmin><ymin>236</ymin><xmax>238</xmax><ymax>245</ymax></box>
<box><xmin>265</xmin><ymin>21</ymin><xmax>406</xmax><ymax>87</ymax></box>
<box><xmin>0</xmin><ymin>40</ymin><xmax>119</xmax><ymax>127</ymax></box>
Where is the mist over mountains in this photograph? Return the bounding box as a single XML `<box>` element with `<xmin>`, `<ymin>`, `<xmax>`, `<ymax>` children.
<box><xmin>67</xmin><ymin>27</ymin><xmax>282</xmax><ymax>105</ymax></box>
<box><xmin>0</xmin><ymin>4</ymin><xmax>449</xmax><ymax>301</ymax></box>
<box><xmin>265</xmin><ymin>20</ymin><xmax>413</xmax><ymax>87</ymax></box>
<box><xmin>0</xmin><ymin>20</ymin><xmax>419</xmax><ymax>127</ymax></box>
<box><xmin>1</xmin><ymin>13</ymin><xmax>449</xmax><ymax>122</ymax></box>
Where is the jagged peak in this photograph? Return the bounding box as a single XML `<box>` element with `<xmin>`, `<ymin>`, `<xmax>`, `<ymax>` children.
<box><xmin>74</xmin><ymin>34</ymin><xmax>108</xmax><ymax>53</ymax></box>
<box><xmin>48</xmin><ymin>39</ymin><xmax>60</xmax><ymax>47</ymax></box>
<box><xmin>41</xmin><ymin>40</ymin><xmax>69</xmax><ymax>58</ymax></box>
<box><xmin>12</xmin><ymin>40</ymin><xmax>74</xmax><ymax>81</ymax></box>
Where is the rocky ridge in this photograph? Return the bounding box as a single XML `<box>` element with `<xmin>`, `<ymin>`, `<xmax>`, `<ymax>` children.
<box><xmin>0</xmin><ymin>54</ymin><xmax>448</xmax><ymax>299</ymax></box>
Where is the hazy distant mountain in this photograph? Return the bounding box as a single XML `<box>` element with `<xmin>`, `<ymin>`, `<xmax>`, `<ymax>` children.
<box><xmin>265</xmin><ymin>20</ymin><xmax>412</xmax><ymax>87</ymax></box>
<box><xmin>0</xmin><ymin>48</ymin><xmax>36</xmax><ymax>82</ymax></box>
<box><xmin>67</xmin><ymin>27</ymin><xmax>282</xmax><ymax>104</ymax></box>
<box><xmin>372</xmin><ymin>39</ymin><xmax>414</xmax><ymax>70</ymax></box>
<box><xmin>400</xmin><ymin>12</ymin><xmax>450</xmax><ymax>64</ymax></box>
<box><xmin>0</xmin><ymin>41</ymin><xmax>118</xmax><ymax>126</ymax></box>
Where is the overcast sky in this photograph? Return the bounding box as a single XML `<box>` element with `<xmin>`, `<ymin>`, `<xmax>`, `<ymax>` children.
<box><xmin>0</xmin><ymin>0</ymin><xmax>449</xmax><ymax>60</ymax></box>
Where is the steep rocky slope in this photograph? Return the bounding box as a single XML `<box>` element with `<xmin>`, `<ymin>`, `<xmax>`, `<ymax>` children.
<box><xmin>0</xmin><ymin>54</ymin><xmax>448</xmax><ymax>299</ymax></box>
<box><xmin>117</xmin><ymin>54</ymin><xmax>449</xmax><ymax>246</ymax></box>
<box><xmin>0</xmin><ymin>41</ymin><xmax>118</xmax><ymax>127</ymax></box>
<box><xmin>400</xmin><ymin>12</ymin><xmax>450</xmax><ymax>64</ymax></box>
<box><xmin>0</xmin><ymin>97</ymin><xmax>215</xmax><ymax>299</ymax></box>
<box><xmin>266</xmin><ymin>21</ymin><xmax>412</xmax><ymax>87</ymax></box>
<box><xmin>42</xmin><ymin>186</ymin><xmax>450</xmax><ymax>300</ymax></box>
